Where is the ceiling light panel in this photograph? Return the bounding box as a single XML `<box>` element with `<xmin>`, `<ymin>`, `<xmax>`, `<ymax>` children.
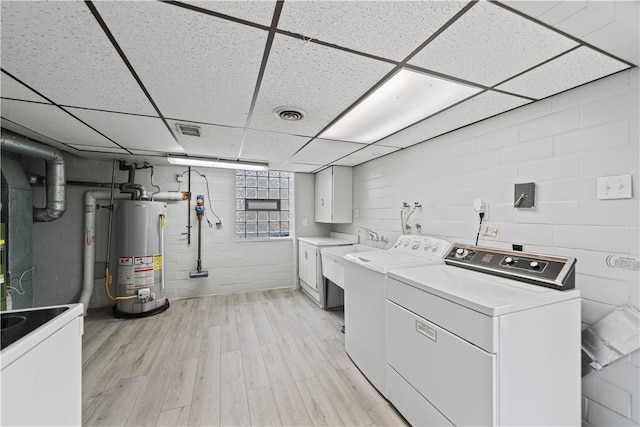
<box><xmin>1</xmin><ymin>75</ymin><xmax>50</xmax><ymax>103</ymax></box>
<box><xmin>241</xmin><ymin>130</ymin><xmax>310</xmax><ymax>164</ymax></box>
<box><xmin>94</xmin><ymin>1</ymin><xmax>267</xmax><ymax>126</ymax></box>
<box><xmin>320</xmin><ymin>69</ymin><xmax>482</xmax><ymax>144</ymax></box>
<box><xmin>67</xmin><ymin>108</ymin><xmax>184</xmax><ymax>154</ymax></box>
<box><xmin>289</xmin><ymin>139</ymin><xmax>367</xmax><ymax>165</ymax></box>
<box><xmin>332</xmin><ymin>144</ymin><xmax>401</xmax><ymax>167</ymax></box>
<box><xmin>409</xmin><ymin>1</ymin><xmax>579</xmax><ymax>87</ymax></box>
<box><xmin>277</xmin><ymin>1</ymin><xmax>466</xmax><ymax>61</ymax></box>
<box><xmin>379</xmin><ymin>91</ymin><xmax>531</xmax><ymax>148</ymax></box>
<box><xmin>167</xmin><ymin>121</ymin><xmax>245</xmax><ymax>159</ymax></box>
<box><xmin>0</xmin><ymin>2</ymin><xmax>156</xmax><ymax>115</ymax></box>
<box><xmin>182</xmin><ymin>1</ymin><xmax>277</xmax><ymax>26</ymax></box>
<box><xmin>1</xmin><ymin>99</ymin><xmax>121</xmax><ymax>149</ymax></box>
<box><xmin>496</xmin><ymin>47</ymin><xmax>630</xmax><ymax>100</ymax></box>
<box><xmin>249</xmin><ymin>34</ymin><xmax>395</xmax><ymax>136</ymax></box>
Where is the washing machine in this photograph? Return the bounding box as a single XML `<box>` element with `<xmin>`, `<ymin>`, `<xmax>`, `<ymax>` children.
<box><xmin>343</xmin><ymin>235</ymin><xmax>451</xmax><ymax>397</ymax></box>
<box><xmin>386</xmin><ymin>243</ymin><xmax>580</xmax><ymax>426</ymax></box>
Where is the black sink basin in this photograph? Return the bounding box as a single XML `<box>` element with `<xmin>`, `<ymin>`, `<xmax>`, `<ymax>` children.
<box><xmin>1</xmin><ymin>306</ymin><xmax>69</xmax><ymax>350</ymax></box>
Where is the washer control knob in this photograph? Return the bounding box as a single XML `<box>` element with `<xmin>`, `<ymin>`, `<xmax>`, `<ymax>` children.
<box><xmin>505</xmin><ymin>257</ymin><xmax>515</xmax><ymax>265</ymax></box>
<box><xmin>530</xmin><ymin>261</ymin><xmax>540</xmax><ymax>270</ymax></box>
<box><xmin>412</xmin><ymin>242</ymin><xmax>420</xmax><ymax>250</ymax></box>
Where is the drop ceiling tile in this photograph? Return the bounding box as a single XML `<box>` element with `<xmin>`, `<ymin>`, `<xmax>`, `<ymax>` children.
<box><xmin>95</xmin><ymin>1</ymin><xmax>267</xmax><ymax>127</ymax></box>
<box><xmin>67</xmin><ymin>108</ymin><xmax>183</xmax><ymax>154</ymax></box>
<box><xmin>536</xmin><ymin>1</ymin><xmax>588</xmax><ymax>26</ymax></box>
<box><xmin>409</xmin><ymin>1</ymin><xmax>578</xmax><ymax>87</ymax></box>
<box><xmin>1</xmin><ymin>99</ymin><xmax>121</xmax><ymax>149</ymax></box>
<box><xmin>182</xmin><ymin>1</ymin><xmax>277</xmax><ymax>26</ymax></box>
<box><xmin>278</xmin><ymin>1</ymin><xmax>466</xmax><ymax>61</ymax></box>
<box><xmin>167</xmin><ymin>121</ymin><xmax>244</xmax><ymax>159</ymax></box>
<box><xmin>250</xmin><ymin>34</ymin><xmax>395</xmax><ymax>136</ymax></box>
<box><xmin>271</xmin><ymin>162</ymin><xmax>322</xmax><ymax>173</ymax></box>
<box><xmin>0</xmin><ymin>1</ymin><xmax>155</xmax><ymax>115</ymax></box>
<box><xmin>1</xmin><ymin>74</ymin><xmax>50</xmax><ymax>103</ymax></box>
<box><xmin>332</xmin><ymin>144</ymin><xmax>401</xmax><ymax>167</ymax></box>
<box><xmin>68</xmin><ymin>144</ymin><xmax>129</xmax><ymax>154</ymax></box>
<box><xmin>553</xmin><ymin>3</ymin><xmax>614</xmax><ymax>38</ymax></box>
<box><xmin>496</xmin><ymin>47</ymin><xmax>630</xmax><ymax>100</ymax></box>
<box><xmin>0</xmin><ymin>119</ymin><xmax>74</xmax><ymax>154</ymax></box>
<box><xmin>289</xmin><ymin>138</ymin><xmax>366</xmax><ymax>165</ymax></box>
<box><xmin>379</xmin><ymin>91</ymin><xmax>531</xmax><ymax>148</ymax></box>
<box><xmin>500</xmin><ymin>1</ymin><xmax>562</xmax><ymax>18</ymax></box>
<box><xmin>241</xmin><ymin>130</ymin><xmax>310</xmax><ymax>164</ymax></box>
<box><xmin>582</xmin><ymin>21</ymin><xmax>640</xmax><ymax>65</ymax></box>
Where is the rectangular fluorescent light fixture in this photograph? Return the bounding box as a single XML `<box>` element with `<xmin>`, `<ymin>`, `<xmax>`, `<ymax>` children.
<box><xmin>167</xmin><ymin>156</ymin><xmax>268</xmax><ymax>171</ymax></box>
<box><xmin>319</xmin><ymin>69</ymin><xmax>482</xmax><ymax>144</ymax></box>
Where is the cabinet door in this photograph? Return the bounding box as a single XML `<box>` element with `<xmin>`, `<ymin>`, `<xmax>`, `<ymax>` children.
<box><xmin>314</xmin><ymin>168</ymin><xmax>332</xmax><ymax>223</ymax></box>
<box><xmin>298</xmin><ymin>242</ymin><xmax>309</xmax><ymax>282</ymax></box>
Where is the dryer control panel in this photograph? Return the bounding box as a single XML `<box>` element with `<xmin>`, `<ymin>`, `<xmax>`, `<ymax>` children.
<box><xmin>445</xmin><ymin>244</ymin><xmax>576</xmax><ymax>290</ymax></box>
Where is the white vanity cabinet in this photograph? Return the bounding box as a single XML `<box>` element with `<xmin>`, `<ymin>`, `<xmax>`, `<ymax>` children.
<box><xmin>315</xmin><ymin>166</ymin><xmax>352</xmax><ymax>224</ymax></box>
<box><xmin>298</xmin><ymin>240</ymin><xmax>318</xmax><ymax>292</ymax></box>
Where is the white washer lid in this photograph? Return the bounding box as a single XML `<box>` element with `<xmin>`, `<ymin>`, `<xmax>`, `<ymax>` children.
<box><xmin>388</xmin><ymin>264</ymin><xmax>580</xmax><ymax>316</ymax></box>
<box><xmin>345</xmin><ymin>250</ymin><xmax>444</xmax><ymax>274</ymax></box>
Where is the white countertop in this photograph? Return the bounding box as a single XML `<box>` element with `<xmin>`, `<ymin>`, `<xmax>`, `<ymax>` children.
<box><xmin>298</xmin><ymin>232</ymin><xmax>358</xmax><ymax>246</ymax></box>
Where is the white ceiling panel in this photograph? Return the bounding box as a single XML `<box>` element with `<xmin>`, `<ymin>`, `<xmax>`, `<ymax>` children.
<box><xmin>270</xmin><ymin>161</ymin><xmax>322</xmax><ymax>173</ymax></box>
<box><xmin>68</xmin><ymin>144</ymin><xmax>129</xmax><ymax>154</ymax></box>
<box><xmin>583</xmin><ymin>21</ymin><xmax>640</xmax><ymax>66</ymax></box>
<box><xmin>1</xmin><ymin>75</ymin><xmax>50</xmax><ymax>103</ymax></box>
<box><xmin>332</xmin><ymin>144</ymin><xmax>401</xmax><ymax>167</ymax></box>
<box><xmin>0</xmin><ymin>1</ymin><xmax>156</xmax><ymax>115</ymax></box>
<box><xmin>67</xmin><ymin>108</ymin><xmax>184</xmax><ymax>154</ymax></box>
<box><xmin>94</xmin><ymin>1</ymin><xmax>267</xmax><ymax>126</ymax></box>
<box><xmin>536</xmin><ymin>1</ymin><xmax>589</xmax><ymax>26</ymax></box>
<box><xmin>379</xmin><ymin>91</ymin><xmax>532</xmax><ymax>148</ymax></box>
<box><xmin>499</xmin><ymin>1</ymin><xmax>562</xmax><ymax>18</ymax></box>
<box><xmin>553</xmin><ymin>2</ymin><xmax>614</xmax><ymax>38</ymax></box>
<box><xmin>250</xmin><ymin>34</ymin><xmax>395</xmax><ymax>136</ymax></box>
<box><xmin>0</xmin><ymin>119</ymin><xmax>75</xmax><ymax>154</ymax></box>
<box><xmin>241</xmin><ymin>130</ymin><xmax>310</xmax><ymax>165</ymax></box>
<box><xmin>277</xmin><ymin>1</ymin><xmax>466</xmax><ymax>61</ymax></box>
<box><xmin>496</xmin><ymin>47</ymin><xmax>630</xmax><ymax>100</ymax></box>
<box><xmin>409</xmin><ymin>1</ymin><xmax>578</xmax><ymax>87</ymax></box>
<box><xmin>289</xmin><ymin>138</ymin><xmax>366</xmax><ymax>165</ymax></box>
<box><xmin>1</xmin><ymin>99</ymin><xmax>121</xmax><ymax>149</ymax></box>
<box><xmin>167</xmin><ymin>122</ymin><xmax>245</xmax><ymax>159</ymax></box>
<box><xmin>183</xmin><ymin>1</ymin><xmax>277</xmax><ymax>26</ymax></box>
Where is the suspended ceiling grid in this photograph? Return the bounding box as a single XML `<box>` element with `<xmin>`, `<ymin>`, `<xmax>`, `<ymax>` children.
<box><xmin>1</xmin><ymin>0</ymin><xmax>637</xmax><ymax>173</ymax></box>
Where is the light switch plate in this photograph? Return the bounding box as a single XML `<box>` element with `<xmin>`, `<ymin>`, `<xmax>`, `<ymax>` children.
<box><xmin>597</xmin><ymin>174</ymin><xmax>632</xmax><ymax>200</ymax></box>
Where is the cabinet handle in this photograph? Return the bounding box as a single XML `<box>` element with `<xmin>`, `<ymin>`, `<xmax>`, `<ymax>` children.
<box><xmin>416</xmin><ymin>320</ymin><xmax>437</xmax><ymax>342</ymax></box>
<box><xmin>320</xmin><ymin>198</ymin><xmax>324</xmax><ymax>206</ymax></box>
<box><xmin>304</xmin><ymin>251</ymin><xmax>308</xmax><ymax>259</ymax></box>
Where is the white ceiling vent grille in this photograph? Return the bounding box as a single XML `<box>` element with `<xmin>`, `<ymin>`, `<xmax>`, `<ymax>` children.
<box><xmin>175</xmin><ymin>123</ymin><xmax>201</xmax><ymax>137</ymax></box>
<box><xmin>274</xmin><ymin>106</ymin><xmax>306</xmax><ymax>121</ymax></box>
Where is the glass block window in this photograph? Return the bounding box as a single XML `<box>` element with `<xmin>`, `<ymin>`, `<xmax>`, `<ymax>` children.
<box><xmin>236</xmin><ymin>170</ymin><xmax>292</xmax><ymax>240</ymax></box>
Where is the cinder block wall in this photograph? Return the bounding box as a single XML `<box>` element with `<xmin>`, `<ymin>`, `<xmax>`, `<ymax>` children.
<box><xmin>334</xmin><ymin>68</ymin><xmax>639</xmax><ymax>426</ymax></box>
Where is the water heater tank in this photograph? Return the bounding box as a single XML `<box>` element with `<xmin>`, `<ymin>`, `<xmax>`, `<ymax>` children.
<box><xmin>114</xmin><ymin>201</ymin><xmax>169</xmax><ymax>318</ymax></box>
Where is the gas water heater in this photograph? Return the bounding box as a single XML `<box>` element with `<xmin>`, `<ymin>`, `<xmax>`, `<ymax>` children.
<box><xmin>114</xmin><ymin>200</ymin><xmax>169</xmax><ymax>318</ymax></box>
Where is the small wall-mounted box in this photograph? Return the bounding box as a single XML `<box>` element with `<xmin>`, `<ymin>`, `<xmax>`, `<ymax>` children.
<box><xmin>514</xmin><ymin>182</ymin><xmax>535</xmax><ymax>208</ymax></box>
<box><xmin>597</xmin><ymin>174</ymin><xmax>632</xmax><ymax>200</ymax></box>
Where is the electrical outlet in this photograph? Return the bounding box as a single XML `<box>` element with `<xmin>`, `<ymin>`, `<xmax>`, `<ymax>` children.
<box><xmin>176</xmin><ymin>174</ymin><xmax>184</xmax><ymax>182</ymax></box>
<box><xmin>482</xmin><ymin>226</ymin><xmax>499</xmax><ymax>237</ymax></box>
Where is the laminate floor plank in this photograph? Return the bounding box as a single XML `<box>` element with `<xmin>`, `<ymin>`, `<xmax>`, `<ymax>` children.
<box><xmin>247</xmin><ymin>385</ymin><xmax>282</xmax><ymax>427</ymax></box>
<box><xmin>296</xmin><ymin>376</ymin><xmax>345</xmax><ymax>427</ymax></box>
<box><xmin>82</xmin><ymin>287</ymin><xmax>408</xmax><ymax>427</ymax></box>
<box><xmin>157</xmin><ymin>406</ymin><xmax>191</xmax><ymax>427</ymax></box>
<box><xmin>163</xmin><ymin>357</ymin><xmax>199</xmax><ymax>411</ymax></box>
<box><xmin>220</xmin><ymin>350</ymin><xmax>251</xmax><ymax>427</ymax></box>
<box><xmin>189</xmin><ymin>326</ymin><xmax>222</xmax><ymax>426</ymax></box>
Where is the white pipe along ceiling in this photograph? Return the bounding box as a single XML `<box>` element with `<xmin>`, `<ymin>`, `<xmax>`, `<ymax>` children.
<box><xmin>0</xmin><ymin>1</ymin><xmax>637</xmax><ymax>173</ymax></box>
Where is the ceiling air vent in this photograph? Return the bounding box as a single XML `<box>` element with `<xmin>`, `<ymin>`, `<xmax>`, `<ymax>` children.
<box><xmin>175</xmin><ymin>123</ymin><xmax>201</xmax><ymax>137</ymax></box>
<box><xmin>274</xmin><ymin>106</ymin><xmax>306</xmax><ymax>122</ymax></box>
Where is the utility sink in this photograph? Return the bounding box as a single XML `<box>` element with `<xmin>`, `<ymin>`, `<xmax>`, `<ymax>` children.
<box><xmin>0</xmin><ymin>306</ymin><xmax>69</xmax><ymax>350</ymax></box>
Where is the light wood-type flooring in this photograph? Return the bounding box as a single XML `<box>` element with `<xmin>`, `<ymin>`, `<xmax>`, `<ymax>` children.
<box><xmin>82</xmin><ymin>287</ymin><xmax>408</xmax><ymax>426</ymax></box>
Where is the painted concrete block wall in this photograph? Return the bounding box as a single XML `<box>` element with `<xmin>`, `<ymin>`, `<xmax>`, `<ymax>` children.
<box><xmin>27</xmin><ymin>158</ymin><xmax>297</xmax><ymax>309</ymax></box>
<box><xmin>334</xmin><ymin>68</ymin><xmax>639</xmax><ymax>426</ymax></box>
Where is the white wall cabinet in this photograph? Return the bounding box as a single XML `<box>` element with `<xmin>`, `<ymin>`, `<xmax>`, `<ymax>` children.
<box><xmin>315</xmin><ymin>166</ymin><xmax>352</xmax><ymax>223</ymax></box>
